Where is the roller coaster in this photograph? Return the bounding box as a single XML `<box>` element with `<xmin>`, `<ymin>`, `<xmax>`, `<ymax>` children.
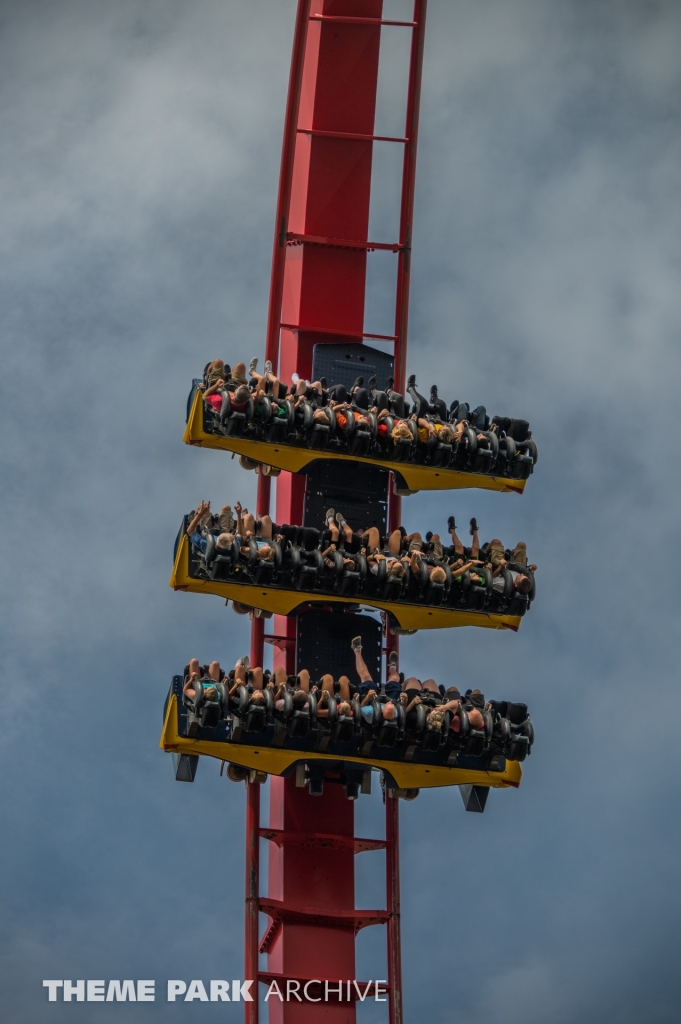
<box><xmin>161</xmin><ymin>4</ymin><xmax>538</xmax><ymax>1021</ymax></box>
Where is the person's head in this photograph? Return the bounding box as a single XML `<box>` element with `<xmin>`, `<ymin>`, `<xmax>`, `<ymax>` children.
<box><xmin>292</xmin><ymin>690</ymin><xmax>309</xmax><ymax>710</ymax></box>
<box><xmin>258</xmin><ymin>545</ymin><xmax>274</xmax><ymax>562</ymax></box>
<box><xmin>313</xmin><ymin>408</ymin><xmax>330</xmax><ymax>424</ymax></box>
<box><xmin>391</xmin><ymin>422</ymin><xmax>412</xmax><ymax>442</ymax></box>
<box><xmin>337</xmin><ymin>701</ymin><xmax>352</xmax><ymax>717</ymax></box>
<box><xmin>203</xmin><ymin>684</ymin><xmax>219</xmax><ymax>701</ymax></box>
<box><xmin>430</xmin><ymin>566</ymin><xmax>446</xmax><ymax>584</ymax></box>
<box><xmin>438</xmin><ymin>425</ymin><xmax>454</xmax><ymax>444</ymax></box>
<box><xmin>250</xmin><ymin>691</ymin><xmax>265</xmax><ymax>705</ymax></box>
<box><xmin>382</xmin><ymin>702</ymin><xmax>397</xmax><ymax>721</ymax></box>
<box><xmin>514</xmin><ymin>574</ymin><xmax>532</xmax><ymax>594</ymax></box>
<box><xmin>233</xmin><ymin>384</ymin><xmax>251</xmax><ymax>404</ymax></box>
<box><xmin>216</xmin><ymin>532</ymin><xmax>234</xmax><ymax>552</ymax></box>
<box><xmin>231</xmin><ymin>601</ymin><xmax>252</xmax><ymax>615</ymax></box>
<box><xmin>427</xmin><ymin>711</ymin><xmax>444</xmax><ymax>732</ymax></box>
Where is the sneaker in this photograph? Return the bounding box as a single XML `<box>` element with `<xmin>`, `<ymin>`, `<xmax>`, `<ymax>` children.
<box><xmin>388</xmin><ymin>651</ymin><xmax>399</xmax><ymax>669</ymax></box>
<box><xmin>407</xmin><ymin>374</ymin><xmax>416</xmax><ymax>390</ymax></box>
<box><xmin>249</xmin><ymin>358</ymin><xmax>258</xmax><ymax>375</ymax></box>
<box><xmin>368</xmin><ymin>375</ymin><xmax>377</xmax><ymax>391</ymax></box>
<box><xmin>319</xmin><ymin>377</ymin><xmax>328</xmax><ymax>388</ymax></box>
<box><xmin>264</xmin><ymin>360</ymin><xmax>273</xmax><ymax>375</ymax></box>
<box><xmin>385</xmin><ymin>376</ymin><xmax>395</xmax><ymax>391</ymax></box>
<box><xmin>325</xmin><ymin>508</ymin><xmax>335</xmax><ymax>524</ymax></box>
<box><xmin>335</xmin><ymin>512</ymin><xmax>346</xmax><ymax>526</ymax></box>
<box><xmin>447</xmin><ymin>515</ymin><xmax>456</xmax><ymax>531</ymax></box>
<box><xmin>351</xmin><ymin>636</ymin><xmax>362</xmax><ymax>652</ymax></box>
<box><xmin>235</xmin><ymin>655</ymin><xmax>250</xmax><ymax>669</ymax></box>
<box><xmin>469</xmin><ymin>517</ymin><xmax>478</xmax><ymax>535</ymax></box>
<box><xmin>292</xmin><ymin>372</ymin><xmax>300</xmax><ymax>384</ymax></box>
<box><xmin>351</xmin><ymin>376</ymin><xmax>364</xmax><ymax>390</ymax></box>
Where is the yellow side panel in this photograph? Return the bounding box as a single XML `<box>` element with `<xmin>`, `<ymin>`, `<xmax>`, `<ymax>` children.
<box><xmin>184</xmin><ymin>388</ymin><xmax>526</xmax><ymax>495</ymax></box>
<box><xmin>160</xmin><ymin>696</ymin><xmax>522</xmax><ymax>791</ymax></box>
<box><xmin>170</xmin><ymin>535</ymin><xmax>522</xmax><ymax>633</ymax></box>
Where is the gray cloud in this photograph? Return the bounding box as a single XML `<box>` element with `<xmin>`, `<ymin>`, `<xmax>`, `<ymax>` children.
<box><xmin>1</xmin><ymin>0</ymin><xmax>680</xmax><ymax>1020</ymax></box>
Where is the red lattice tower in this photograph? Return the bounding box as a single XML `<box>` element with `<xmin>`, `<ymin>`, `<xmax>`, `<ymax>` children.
<box><xmin>246</xmin><ymin>3</ymin><xmax>428</xmax><ymax>1022</ymax></box>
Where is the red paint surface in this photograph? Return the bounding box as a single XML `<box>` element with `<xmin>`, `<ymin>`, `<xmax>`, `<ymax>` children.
<box><xmin>247</xmin><ymin>2</ymin><xmax>429</xmax><ymax>1020</ymax></box>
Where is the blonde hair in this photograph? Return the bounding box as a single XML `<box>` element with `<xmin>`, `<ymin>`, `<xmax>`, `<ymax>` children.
<box><xmin>337</xmin><ymin>701</ymin><xmax>352</xmax><ymax>717</ymax></box>
<box><xmin>258</xmin><ymin>545</ymin><xmax>274</xmax><ymax>562</ymax></box>
<box><xmin>427</xmin><ymin>711</ymin><xmax>444</xmax><ymax>732</ymax></box>
<box><xmin>388</xmin><ymin>561</ymin><xmax>405</xmax><ymax>578</ymax></box>
<box><xmin>391</xmin><ymin>422</ymin><xmax>412</xmax><ymax>442</ymax></box>
<box><xmin>430</xmin><ymin>566</ymin><xmax>446</xmax><ymax>584</ymax></box>
<box><xmin>438</xmin><ymin>426</ymin><xmax>453</xmax><ymax>444</ymax></box>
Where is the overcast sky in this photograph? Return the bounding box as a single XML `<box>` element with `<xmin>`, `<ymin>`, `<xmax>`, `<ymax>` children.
<box><xmin>1</xmin><ymin>0</ymin><xmax>681</xmax><ymax>1021</ymax></box>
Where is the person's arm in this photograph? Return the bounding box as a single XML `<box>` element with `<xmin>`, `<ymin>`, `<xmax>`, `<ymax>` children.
<box><xmin>360</xmin><ymin>690</ymin><xmax>377</xmax><ymax>706</ymax></box>
<box><xmin>449</xmin><ymin>559</ymin><xmax>481</xmax><ymax>576</ymax></box>
<box><xmin>186</xmin><ymin>501</ymin><xmax>210</xmax><ymax>536</ymax></box>
<box><xmin>490</xmin><ymin>560</ymin><xmax>507</xmax><ymax>578</ymax></box>
<box><xmin>234</xmin><ymin>501</ymin><xmax>246</xmax><ymax>540</ymax></box>
<box><xmin>183</xmin><ymin>673</ymin><xmax>199</xmax><ymax>699</ymax></box>
<box><xmin>203</xmin><ymin>378</ymin><xmax>225</xmax><ymax>399</ymax></box>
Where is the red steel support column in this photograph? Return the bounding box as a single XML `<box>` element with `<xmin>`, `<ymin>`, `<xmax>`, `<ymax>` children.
<box><xmin>245</xmin><ymin>780</ymin><xmax>261</xmax><ymax>1024</ymax></box>
<box><xmin>252</xmin><ymin>1</ymin><xmax>429</xmax><ymax>1020</ymax></box>
<box><xmin>393</xmin><ymin>0</ymin><xmax>427</xmax><ymax>394</ymax></box>
<box><xmin>386</xmin><ymin>794</ymin><xmax>403</xmax><ymax>1024</ymax></box>
<box><xmin>245</xmin><ymin>472</ymin><xmax>270</xmax><ymax>1024</ymax></box>
<box><xmin>265</xmin><ymin>0</ymin><xmax>313</xmax><ymax>373</ymax></box>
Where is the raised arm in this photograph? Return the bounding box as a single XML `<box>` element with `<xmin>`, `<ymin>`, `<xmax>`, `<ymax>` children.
<box><xmin>186</xmin><ymin>501</ymin><xmax>210</xmax><ymax>536</ymax></box>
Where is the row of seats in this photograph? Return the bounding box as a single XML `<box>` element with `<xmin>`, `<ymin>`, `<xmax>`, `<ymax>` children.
<box><xmin>181</xmin><ymin>675</ymin><xmax>534</xmax><ymax>767</ymax></box>
<box><xmin>198</xmin><ymin>384</ymin><xmax>537</xmax><ymax>480</ymax></box>
<box><xmin>186</xmin><ymin>527</ymin><xmax>535</xmax><ymax>619</ymax></box>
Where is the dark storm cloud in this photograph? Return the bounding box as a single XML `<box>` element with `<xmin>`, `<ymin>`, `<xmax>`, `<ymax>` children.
<box><xmin>1</xmin><ymin>1</ymin><xmax>680</xmax><ymax>1021</ymax></box>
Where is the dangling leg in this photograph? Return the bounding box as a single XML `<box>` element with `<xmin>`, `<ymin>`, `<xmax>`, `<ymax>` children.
<box><xmin>448</xmin><ymin>517</ymin><xmax>464</xmax><ymax>556</ymax></box>
<box><xmin>469</xmin><ymin>519</ymin><xmax>480</xmax><ymax>559</ymax></box>
<box><xmin>387</xmin><ymin>529</ymin><xmax>403</xmax><ymax>556</ymax></box>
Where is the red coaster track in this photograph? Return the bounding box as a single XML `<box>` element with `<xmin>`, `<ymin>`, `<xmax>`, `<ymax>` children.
<box><xmin>246</xmin><ymin>3</ymin><xmax>428</xmax><ymax>1022</ymax></box>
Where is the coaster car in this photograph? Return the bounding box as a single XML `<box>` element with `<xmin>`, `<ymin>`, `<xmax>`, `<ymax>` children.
<box><xmin>161</xmin><ymin>676</ymin><xmax>530</xmax><ymax>791</ymax></box>
<box><xmin>171</xmin><ymin>526</ymin><xmax>532</xmax><ymax>633</ymax></box>
<box><xmin>184</xmin><ymin>384</ymin><xmax>533</xmax><ymax>495</ymax></box>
